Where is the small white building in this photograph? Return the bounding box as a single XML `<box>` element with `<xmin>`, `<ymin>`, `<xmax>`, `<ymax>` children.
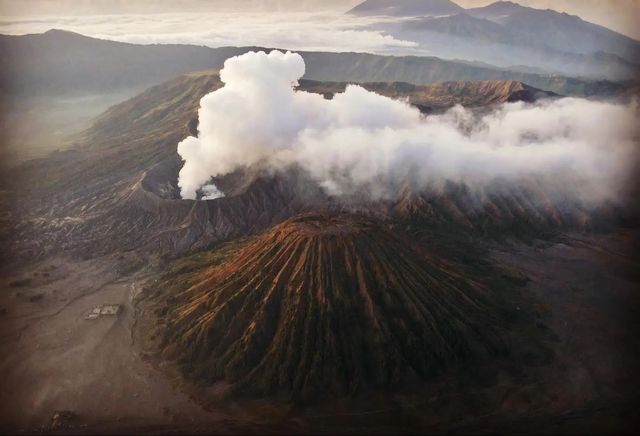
<box><xmin>84</xmin><ymin>304</ymin><xmax>122</xmax><ymax>320</ymax></box>
<box><xmin>100</xmin><ymin>304</ymin><xmax>122</xmax><ymax>316</ymax></box>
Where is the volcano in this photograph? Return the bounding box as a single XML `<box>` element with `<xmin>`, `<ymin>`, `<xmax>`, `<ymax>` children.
<box><xmin>156</xmin><ymin>214</ymin><xmax>508</xmax><ymax>400</ymax></box>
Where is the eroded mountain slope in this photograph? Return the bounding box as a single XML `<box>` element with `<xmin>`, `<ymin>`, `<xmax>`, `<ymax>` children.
<box><xmin>149</xmin><ymin>214</ymin><xmax>511</xmax><ymax>399</ymax></box>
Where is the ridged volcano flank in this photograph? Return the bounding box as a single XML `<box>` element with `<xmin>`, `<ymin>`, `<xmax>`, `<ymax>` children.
<box><xmin>160</xmin><ymin>214</ymin><xmax>507</xmax><ymax>399</ymax></box>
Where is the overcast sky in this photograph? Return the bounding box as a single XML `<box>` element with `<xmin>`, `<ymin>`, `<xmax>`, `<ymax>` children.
<box><xmin>1</xmin><ymin>0</ymin><xmax>638</xmax><ymax>39</ymax></box>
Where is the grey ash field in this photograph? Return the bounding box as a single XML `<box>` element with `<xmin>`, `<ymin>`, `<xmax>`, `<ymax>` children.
<box><xmin>1</xmin><ymin>4</ymin><xmax>640</xmax><ymax>433</ymax></box>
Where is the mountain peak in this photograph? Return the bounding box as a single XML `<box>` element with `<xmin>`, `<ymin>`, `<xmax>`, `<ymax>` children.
<box><xmin>347</xmin><ymin>0</ymin><xmax>464</xmax><ymax>17</ymax></box>
<box><xmin>44</xmin><ymin>28</ymin><xmax>74</xmax><ymax>34</ymax></box>
<box><xmin>42</xmin><ymin>28</ymin><xmax>88</xmax><ymax>38</ymax></box>
<box><xmin>467</xmin><ymin>1</ymin><xmax>525</xmax><ymax>17</ymax></box>
<box><xmin>491</xmin><ymin>1</ymin><xmax>520</xmax><ymax>6</ymax></box>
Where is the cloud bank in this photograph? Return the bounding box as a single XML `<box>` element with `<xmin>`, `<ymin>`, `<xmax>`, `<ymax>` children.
<box><xmin>177</xmin><ymin>50</ymin><xmax>638</xmax><ymax>202</ymax></box>
<box><xmin>2</xmin><ymin>1</ymin><xmax>638</xmax><ymax>40</ymax></box>
<box><xmin>0</xmin><ymin>12</ymin><xmax>417</xmax><ymax>55</ymax></box>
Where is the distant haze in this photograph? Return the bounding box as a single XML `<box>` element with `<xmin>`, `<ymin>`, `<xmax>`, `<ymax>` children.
<box><xmin>1</xmin><ymin>0</ymin><xmax>639</xmax><ymax>40</ymax></box>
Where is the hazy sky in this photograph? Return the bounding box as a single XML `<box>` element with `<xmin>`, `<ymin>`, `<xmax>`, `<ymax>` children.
<box><xmin>1</xmin><ymin>0</ymin><xmax>639</xmax><ymax>39</ymax></box>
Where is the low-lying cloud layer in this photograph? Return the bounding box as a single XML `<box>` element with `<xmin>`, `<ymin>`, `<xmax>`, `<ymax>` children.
<box><xmin>0</xmin><ymin>12</ymin><xmax>417</xmax><ymax>55</ymax></box>
<box><xmin>177</xmin><ymin>50</ymin><xmax>638</xmax><ymax>202</ymax></box>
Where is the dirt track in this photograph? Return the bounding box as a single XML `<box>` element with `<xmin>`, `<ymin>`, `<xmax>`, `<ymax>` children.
<box><xmin>0</xmin><ymin>257</ymin><xmax>243</xmax><ymax>433</ymax></box>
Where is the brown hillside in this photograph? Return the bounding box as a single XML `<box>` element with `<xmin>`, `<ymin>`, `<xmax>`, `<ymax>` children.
<box><xmin>157</xmin><ymin>214</ymin><xmax>508</xmax><ymax>399</ymax></box>
<box><xmin>298</xmin><ymin>79</ymin><xmax>556</xmax><ymax>111</ymax></box>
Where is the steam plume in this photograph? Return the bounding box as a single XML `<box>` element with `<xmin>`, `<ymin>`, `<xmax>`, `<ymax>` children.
<box><xmin>177</xmin><ymin>50</ymin><xmax>638</xmax><ymax>202</ymax></box>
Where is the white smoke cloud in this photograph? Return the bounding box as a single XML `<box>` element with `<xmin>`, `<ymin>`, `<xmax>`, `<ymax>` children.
<box><xmin>201</xmin><ymin>184</ymin><xmax>225</xmax><ymax>200</ymax></box>
<box><xmin>177</xmin><ymin>50</ymin><xmax>638</xmax><ymax>202</ymax></box>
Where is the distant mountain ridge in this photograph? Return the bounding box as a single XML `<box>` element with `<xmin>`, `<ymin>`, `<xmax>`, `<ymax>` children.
<box><xmin>467</xmin><ymin>2</ymin><xmax>640</xmax><ymax>60</ymax></box>
<box><xmin>0</xmin><ymin>29</ymin><xmax>254</xmax><ymax>99</ymax></box>
<box><xmin>0</xmin><ymin>30</ymin><xmax>629</xmax><ymax>103</ymax></box>
<box><xmin>300</xmin><ymin>51</ymin><xmax>627</xmax><ymax>97</ymax></box>
<box><xmin>348</xmin><ymin>0</ymin><xmax>640</xmax><ymax>79</ymax></box>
